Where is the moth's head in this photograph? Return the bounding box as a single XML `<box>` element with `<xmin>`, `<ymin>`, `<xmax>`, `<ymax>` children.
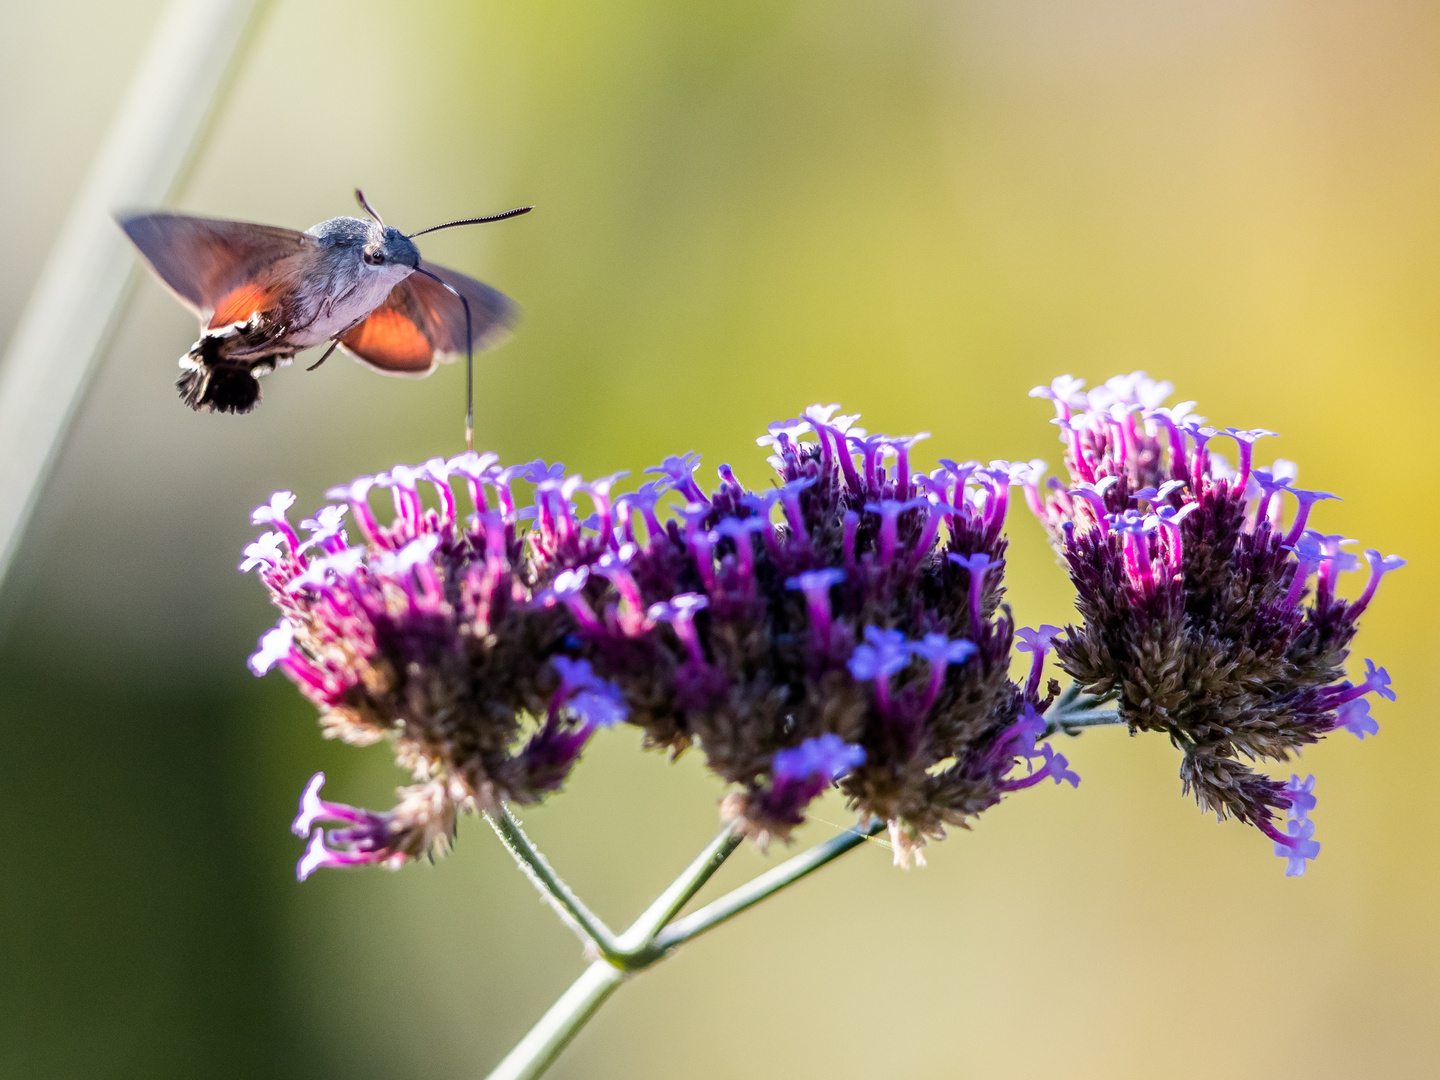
<box><xmin>363</xmin><ymin>225</ymin><xmax>420</xmax><ymax>270</ymax></box>
<box><xmin>348</xmin><ymin>189</ymin><xmax>421</xmax><ymax>270</ymax></box>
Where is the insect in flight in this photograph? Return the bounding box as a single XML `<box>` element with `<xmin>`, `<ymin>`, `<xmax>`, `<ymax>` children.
<box><xmin>118</xmin><ymin>190</ymin><xmax>531</xmax><ymax>448</ymax></box>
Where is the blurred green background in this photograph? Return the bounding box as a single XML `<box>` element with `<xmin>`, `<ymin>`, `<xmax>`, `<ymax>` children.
<box><xmin>1</xmin><ymin>1</ymin><xmax>1436</xmax><ymax>1077</ymax></box>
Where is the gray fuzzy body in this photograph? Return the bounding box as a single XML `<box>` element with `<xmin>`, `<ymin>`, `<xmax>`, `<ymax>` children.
<box><xmin>220</xmin><ymin>217</ymin><xmax>418</xmax><ymax>356</ymax></box>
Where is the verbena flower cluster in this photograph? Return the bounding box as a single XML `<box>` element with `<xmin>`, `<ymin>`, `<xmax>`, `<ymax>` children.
<box><xmin>1025</xmin><ymin>372</ymin><xmax>1402</xmax><ymax>874</ymax></box>
<box><xmin>245</xmin><ymin>405</ymin><xmax>1080</xmax><ymax>876</ymax></box>
<box><xmin>244</xmin><ymin>376</ymin><xmax>1400</xmax><ymax>881</ymax></box>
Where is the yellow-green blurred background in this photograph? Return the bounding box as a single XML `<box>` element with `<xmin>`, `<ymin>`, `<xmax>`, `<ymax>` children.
<box><xmin>2</xmin><ymin>1</ymin><xmax>1436</xmax><ymax>1077</ymax></box>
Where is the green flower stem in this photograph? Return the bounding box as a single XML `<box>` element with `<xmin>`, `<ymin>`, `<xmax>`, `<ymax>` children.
<box><xmin>481</xmin><ymin>817</ymin><xmax>883</xmax><ymax>1080</ymax></box>
<box><xmin>486</xmin><ymin>806</ymin><xmax>621</xmax><ymax>958</ymax></box>
<box><xmin>482</xmin><ymin>679</ymin><xmax>1120</xmax><ymax>1079</ymax></box>
<box><xmin>610</xmin><ymin>822</ymin><xmax>743</xmax><ymax>960</ymax></box>
<box><xmin>487</xmin><ymin>806</ymin><xmax>743</xmax><ymax>969</ymax></box>
<box><xmin>1049</xmin><ymin>710</ymin><xmax>1123</xmax><ymax>733</ymax></box>
<box><xmin>647</xmin><ymin>817</ymin><xmax>886</xmax><ymax>957</ymax></box>
<box><xmin>1044</xmin><ymin>682</ymin><xmax>1124</xmax><ymax>737</ymax></box>
<box><xmin>482</xmin><ymin>960</ymin><xmax>626</xmax><ymax>1080</ymax></box>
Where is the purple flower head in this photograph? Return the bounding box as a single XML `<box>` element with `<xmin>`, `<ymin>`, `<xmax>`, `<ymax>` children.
<box><xmin>1027</xmin><ymin>373</ymin><xmax>1395</xmax><ymax>869</ymax></box>
<box><xmin>254</xmin><ymin>404</ymin><xmax>1023</xmax><ymax>868</ymax></box>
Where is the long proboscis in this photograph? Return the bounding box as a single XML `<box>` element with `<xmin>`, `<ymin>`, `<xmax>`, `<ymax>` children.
<box><xmin>412</xmin><ymin>266</ymin><xmax>476</xmax><ymax>451</ymax></box>
<box><xmin>408</xmin><ymin>205</ymin><xmax>533</xmax><ymax>238</ymax></box>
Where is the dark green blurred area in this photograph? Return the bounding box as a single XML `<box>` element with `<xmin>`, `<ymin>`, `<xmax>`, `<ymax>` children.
<box><xmin>2</xmin><ymin>1</ymin><xmax>1437</xmax><ymax>1077</ymax></box>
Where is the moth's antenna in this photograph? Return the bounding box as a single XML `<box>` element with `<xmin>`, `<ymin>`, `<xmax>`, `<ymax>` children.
<box><xmin>413</xmin><ymin>266</ymin><xmax>475</xmax><ymax>451</ymax></box>
<box><xmin>408</xmin><ymin>205</ymin><xmax>532</xmax><ymax>238</ymax></box>
<box><xmin>354</xmin><ymin>188</ymin><xmax>385</xmax><ymax>228</ymax></box>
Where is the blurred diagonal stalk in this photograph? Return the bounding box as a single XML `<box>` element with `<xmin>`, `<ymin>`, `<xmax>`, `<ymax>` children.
<box><xmin>0</xmin><ymin>0</ymin><xmax>266</xmax><ymax>592</ymax></box>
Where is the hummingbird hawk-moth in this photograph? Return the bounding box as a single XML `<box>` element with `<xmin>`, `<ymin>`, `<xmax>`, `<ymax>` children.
<box><xmin>118</xmin><ymin>190</ymin><xmax>530</xmax><ymax>446</ymax></box>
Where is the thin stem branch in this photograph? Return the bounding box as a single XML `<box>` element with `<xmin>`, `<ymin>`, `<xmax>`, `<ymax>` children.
<box><xmin>481</xmin><ymin>678</ymin><xmax>1122</xmax><ymax>1079</ymax></box>
<box><xmin>648</xmin><ymin>817</ymin><xmax>885</xmax><ymax>956</ymax></box>
<box><xmin>482</xmin><ymin>960</ymin><xmax>626</xmax><ymax>1080</ymax></box>
<box><xmin>486</xmin><ymin>806</ymin><xmax>620</xmax><ymax>957</ymax></box>
<box><xmin>481</xmin><ymin>816</ymin><xmax>881</xmax><ymax>1080</ymax></box>
<box><xmin>611</xmin><ymin>822</ymin><xmax>742</xmax><ymax>959</ymax></box>
<box><xmin>1044</xmin><ymin>682</ymin><xmax>1125</xmax><ymax>738</ymax></box>
<box><xmin>1048</xmin><ymin>710</ymin><xmax>1124</xmax><ymax>734</ymax></box>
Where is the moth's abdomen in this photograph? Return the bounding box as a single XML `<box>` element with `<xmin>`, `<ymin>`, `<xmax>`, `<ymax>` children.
<box><xmin>177</xmin><ymin>358</ymin><xmax>262</xmax><ymax>413</ymax></box>
<box><xmin>176</xmin><ymin>323</ymin><xmax>287</xmax><ymax>414</ymax></box>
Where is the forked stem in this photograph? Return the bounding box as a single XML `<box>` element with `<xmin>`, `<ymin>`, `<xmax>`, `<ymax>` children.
<box><xmin>482</xmin><ymin>681</ymin><xmax>1126</xmax><ymax>1080</ymax></box>
<box><xmin>481</xmin><ymin>816</ymin><xmax>884</xmax><ymax>1080</ymax></box>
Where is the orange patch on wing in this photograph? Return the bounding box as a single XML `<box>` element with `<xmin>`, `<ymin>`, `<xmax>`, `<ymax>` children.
<box><xmin>209</xmin><ymin>281</ymin><xmax>278</xmax><ymax>328</ymax></box>
<box><xmin>341</xmin><ymin>309</ymin><xmax>435</xmax><ymax>373</ymax></box>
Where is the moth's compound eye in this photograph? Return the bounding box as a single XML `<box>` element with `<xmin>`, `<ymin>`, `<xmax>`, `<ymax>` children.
<box><xmin>363</xmin><ymin>249</ymin><xmax>385</xmax><ymax>266</ymax></box>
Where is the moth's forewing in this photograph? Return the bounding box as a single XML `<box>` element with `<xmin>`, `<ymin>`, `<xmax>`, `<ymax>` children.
<box><xmin>118</xmin><ymin>212</ymin><xmax>316</xmax><ymax>326</ymax></box>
